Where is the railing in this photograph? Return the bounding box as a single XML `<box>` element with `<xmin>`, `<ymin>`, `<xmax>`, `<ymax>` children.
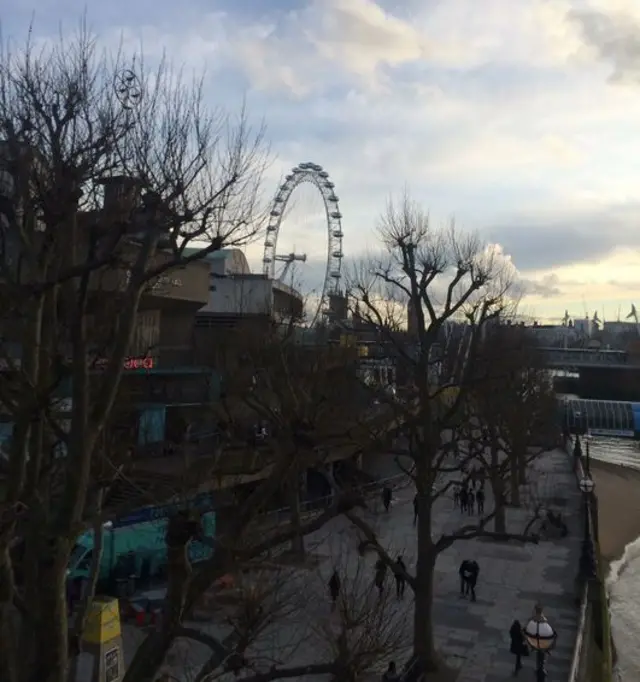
<box><xmin>540</xmin><ymin>347</ymin><xmax>629</xmax><ymax>368</ymax></box>
<box><xmin>567</xmin><ymin>442</ymin><xmax>614</xmax><ymax>682</ymax></box>
<box><xmin>250</xmin><ymin>472</ymin><xmax>409</xmax><ymax>534</ymax></box>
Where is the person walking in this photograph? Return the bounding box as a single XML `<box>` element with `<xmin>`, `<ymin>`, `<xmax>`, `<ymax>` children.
<box><xmin>382</xmin><ymin>661</ymin><xmax>399</xmax><ymax>682</ymax></box>
<box><xmin>459</xmin><ymin>487</ymin><xmax>468</xmax><ymax>514</ymax></box>
<box><xmin>328</xmin><ymin>569</ymin><xmax>341</xmax><ymax>610</ymax></box>
<box><xmin>465</xmin><ymin>560</ymin><xmax>479</xmax><ymax>601</ymax></box>
<box><xmin>382</xmin><ymin>486</ymin><xmax>392</xmax><ymax>513</ymax></box>
<box><xmin>413</xmin><ymin>494</ymin><xmax>419</xmax><ymax>526</ymax></box>
<box><xmin>509</xmin><ymin>619</ymin><xmax>527</xmax><ymax>675</ymax></box>
<box><xmin>459</xmin><ymin>560</ymin><xmax>471</xmax><ymax>597</ymax></box>
<box><xmin>467</xmin><ymin>489</ymin><xmax>475</xmax><ymax>515</ymax></box>
<box><xmin>476</xmin><ymin>488</ymin><xmax>485</xmax><ymax>515</ymax></box>
<box><xmin>374</xmin><ymin>558</ymin><xmax>387</xmax><ymax>597</ymax></box>
<box><xmin>394</xmin><ymin>556</ymin><xmax>407</xmax><ymax>599</ymax></box>
<box><xmin>453</xmin><ymin>484</ymin><xmax>460</xmax><ymax>509</ymax></box>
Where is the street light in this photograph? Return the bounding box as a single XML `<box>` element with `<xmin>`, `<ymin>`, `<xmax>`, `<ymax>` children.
<box><xmin>524</xmin><ymin>605</ymin><xmax>556</xmax><ymax>680</ymax></box>
<box><xmin>579</xmin><ymin>475</ymin><xmax>597</xmax><ymax>579</ymax></box>
<box><xmin>578</xmin><ymin>476</ymin><xmax>595</xmax><ymax>495</ymax></box>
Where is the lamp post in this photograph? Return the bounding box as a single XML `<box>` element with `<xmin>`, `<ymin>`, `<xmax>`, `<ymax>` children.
<box><xmin>579</xmin><ymin>475</ymin><xmax>596</xmax><ymax>579</ymax></box>
<box><xmin>524</xmin><ymin>605</ymin><xmax>557</xmax><ymax>681</ymax></box>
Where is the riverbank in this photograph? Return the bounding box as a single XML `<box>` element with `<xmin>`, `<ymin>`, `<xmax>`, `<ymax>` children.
<box><xmin>590</xmin><ymin>458</ymin><xmax>640</xmax><ymax>563</ymax></box>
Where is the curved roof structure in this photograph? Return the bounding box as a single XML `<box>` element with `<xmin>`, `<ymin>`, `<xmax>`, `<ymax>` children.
<box><xmin>183</xmin><ymin>247</ymin><xmax>251</xmax><ymax>276</ymax></box>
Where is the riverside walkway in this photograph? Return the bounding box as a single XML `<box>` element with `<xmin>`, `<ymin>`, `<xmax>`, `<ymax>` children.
<box><xmin>123</xmin><ymin>448</ymin><xmax>582</xmax><ymax>681</ymax></box>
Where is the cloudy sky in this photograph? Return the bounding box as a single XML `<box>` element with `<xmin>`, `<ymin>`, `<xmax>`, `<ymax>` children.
<box><xmin>5</xmin><ymin>0</ymin><xmax>640</xmax><ymax>322</ymax></box>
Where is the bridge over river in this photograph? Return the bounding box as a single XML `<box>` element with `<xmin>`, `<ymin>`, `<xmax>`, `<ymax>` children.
<box><xmin>539</xmin><ymin>346</ymin><xmax>630</xmax><ymax>369</ymax></box>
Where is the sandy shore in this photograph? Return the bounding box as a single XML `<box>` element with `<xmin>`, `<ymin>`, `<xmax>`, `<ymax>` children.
<box><xmin>590</xmin><ymin>458</ymin><xmax>640</xmax><ymax>563</ymax></box>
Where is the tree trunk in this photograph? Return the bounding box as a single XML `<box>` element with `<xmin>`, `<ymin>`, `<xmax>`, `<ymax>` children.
<box><xmin>412</xmin><ymin>491</ymin><xmax>439</xmax><ymax>671</ymax></box>
<box><xmin>287</xmin><ymin>474</ymin><xmax>305</xmax><ymax>559</ymax></box>
<box><xmin>0</xmin><ymin>548</ymin><xmax>19</xmax><ymax>682</ymax></box>
<box><xmin>509</xmin><ymin>457</ymin><xmax>520</xmax><ymax>507</ymax></box>
<box><xmin>517</xmin><ymin>445</ymin><xmax>527</xmax><ymax>485</ymax></box>
<box><xmin>493</xmin><ymin>476</ymin><xmax>507</xmax><ymax>534</ymax></box>
<box><xmin>490</xmin><ymin>442</ymin><xmax>507</xmax><ymax>534</ymax></box>
<box><xmin>32</xmin><ymin>543</ymin><xmax>70</xmax><ymax>682</ymax></box>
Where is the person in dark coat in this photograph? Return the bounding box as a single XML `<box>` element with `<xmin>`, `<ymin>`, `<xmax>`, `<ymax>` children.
<box><xmin>328</xmin><ymin>569</ymin><xmax>341</xmax><ymax>609</ymax></box>
<box><xmin>509</xmin><ymin>619</ymin><xmax>527</xmax><ymax>674</ymax></box>
<box><xmin>476</xmin><ymin>488</ymin><xmax>485</xmax><ymax>514</ymax></box>
<box><xmin>394</xmin><ymin>556</ymin><xmax>407</xmax><ymax>599</ymax></box>
<box><xmin>459</xmin><ymin>487</ymin><xmax>468</xmax><ymax>513</ymax></box>
<box><xmin>466</xmin><ymin>560</ymin><xmax>479</xmax><ymax>601</ymax></box>
<box><xmin>459</xmin><ymin>560</ymin><xmax>471</xmax><ymax>596</ymax></box>
<box><xmin>382</xmin><ymin>661</ymin><xmax>399</xmax><ymax>682</ymax></box>
<box><xmin>382</xmin><ymin>486</ymin><xmax>392</xmax><ymax>513</ymax></box>
<box><xmin>467</xmin><ymin>489</ymin><xmax>475</xmax><ymax>515</ymax></box>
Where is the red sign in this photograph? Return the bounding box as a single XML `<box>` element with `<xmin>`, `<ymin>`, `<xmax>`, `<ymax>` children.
<box><xmin>94</xmin><ymin>356</ymin><xmax>155</xmax><ymax>370</ymax></box>
<box><xmin>124</xmin><ymin>357</ymin><xmax>154</xmax><ymax>370</ymax></box>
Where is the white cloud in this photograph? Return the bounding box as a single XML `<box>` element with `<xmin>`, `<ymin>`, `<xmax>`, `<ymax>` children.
<box><xmin>11</xmin><ymin>0</ymin><xmax>640</xmax><ymax>314</ymax></box>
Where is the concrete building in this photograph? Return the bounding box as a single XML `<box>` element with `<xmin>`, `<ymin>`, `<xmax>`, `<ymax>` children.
<box><xmin>193</xmin><ymin>248</ymin><xmax>304</xmax><ymax>326</ymax></box>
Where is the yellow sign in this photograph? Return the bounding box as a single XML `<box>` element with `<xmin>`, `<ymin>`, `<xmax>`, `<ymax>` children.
<box><xmin>82</xmin><ymin>597</ymin><xmax>122</xmax><ymax>645</ymax></box>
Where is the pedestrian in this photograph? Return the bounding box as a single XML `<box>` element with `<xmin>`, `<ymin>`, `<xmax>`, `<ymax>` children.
<box><xmin>328</xmin><ymin>569</ymin><xmax>341</xmax><ymax>610</ymax></box>
<box><xmin>394</xmin><ymin>556</ymin><xmax>407</xmax><ymax>599</ymax></box>
<box><xmin>476</xmin><ymin>488</ymin><xmax>485</xmax><ymax>515</ymax></box>
<box><xmin>459</xmin><ymin>487</ymin><xmax>468</xmax><ymax>513</ymax></box>
<box><xmin>467</xmin><ymin>489</ymin><xmax>475</xmax><ymax>515</ymax></box>
<box><xmin>459</xmin><ymin>559</ymin><xmax>471</xmax><ymax>597</ymax></box>
<box><xmin>382</xmin><ymin>661</ymin><xmax>399</xmax><ymax>682</ymax></box>
<box><xmin>509</xmin><ymin>619</ymin><xmax>528</xmax><ymax>675</ymax></box>
<box><xmin>470</xmin><ymin>467</ymin><xmax>477</xmax><ymax>489</ymax></box>
<box><xmin>374</xmin><ymin>558</ymin><xmax>387</xmax><ymax>597</ymax></box>
<box><xmin>413</xmin><ymin>493</ymin><xmax>419</xmax><ymax>526</ymax></box>
<box><xmin>453</xmin><ymin>484</ymin><xmax>460</xmax><ymax>508</ymax></box>
<box><xmin>465</xmin><ymin>560</ymin><xmax>479</xmax><ymax>601</ymax></box>
<box><xmin>382</xmin><ymin>486</ymin><xmax>392</xmax><ymax>513</ymax></box>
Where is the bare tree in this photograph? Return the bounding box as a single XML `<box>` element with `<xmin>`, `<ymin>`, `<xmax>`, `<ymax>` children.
<box><xmin>210</xmin><ymin>319</ymin><xmax>369</xmax><ymax>559</ymax></box>
<box><xmin>343</xmin><ymin>195</ymin><xmax>545</xmax><ymax>674</ymax></box>
<box><xmin>465</xmin><ymin>323</ymin><xmax>558</xmax><ymax>525</ymax></box>
<box><xmin>0</xmin><ymin>24</ymin><xmax>268</xmax><ymax>682</ymax></box>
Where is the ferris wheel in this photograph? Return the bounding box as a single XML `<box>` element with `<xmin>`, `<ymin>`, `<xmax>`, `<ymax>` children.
<box><xmin>262</xmin><ymin>162</ymin><xmax>344</xmax><ymax>325</ymax></box>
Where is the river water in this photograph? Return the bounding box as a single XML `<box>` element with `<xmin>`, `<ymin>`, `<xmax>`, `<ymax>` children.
<box><xmin>587</xmin><ymin>436</ymin><xmax>640</xmax><ymax>680</ymax></box>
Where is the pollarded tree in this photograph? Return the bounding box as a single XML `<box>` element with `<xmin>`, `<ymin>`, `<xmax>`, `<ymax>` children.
<box><xmin>467</xmin><ymin>323</ymin><xmax>558</xmax><ymax>521</ymax></box>
<box><xmin>210</xmin><ymin>319</ymin><xmax>370</xmax><ymax>558</ymax></box>
<box><xmin>0</xmin><ymin>25</ymin><xmax>267</xmax><ymax>682</ymax></box>
<box><xmin>344</xmin><ymin>195</ymin><xmax>540</xmax><ymax>674</ymax></box>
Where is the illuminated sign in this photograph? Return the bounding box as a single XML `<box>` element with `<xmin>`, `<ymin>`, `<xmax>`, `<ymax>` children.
<box><xmin>94</xmin><ymin>356</ymin><xmax>155</xmax><ymax>371</ymax></box>
<box><xmin>123</xmin><ymin>356</ymin><xmax>154</xmax><ymax>370</ymax></box>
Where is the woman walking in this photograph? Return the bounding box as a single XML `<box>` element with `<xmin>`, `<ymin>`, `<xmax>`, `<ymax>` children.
<box><xmin>509</xmin><ymin>619</ymin><xmax>527</xmax><ymax>675</ymax></box>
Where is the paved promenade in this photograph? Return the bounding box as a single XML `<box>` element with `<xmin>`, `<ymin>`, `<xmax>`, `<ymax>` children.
<box><xmin>123</xmin><ymin>448</ymin><xmax>583</xmax><ymax>681</ymax></box>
